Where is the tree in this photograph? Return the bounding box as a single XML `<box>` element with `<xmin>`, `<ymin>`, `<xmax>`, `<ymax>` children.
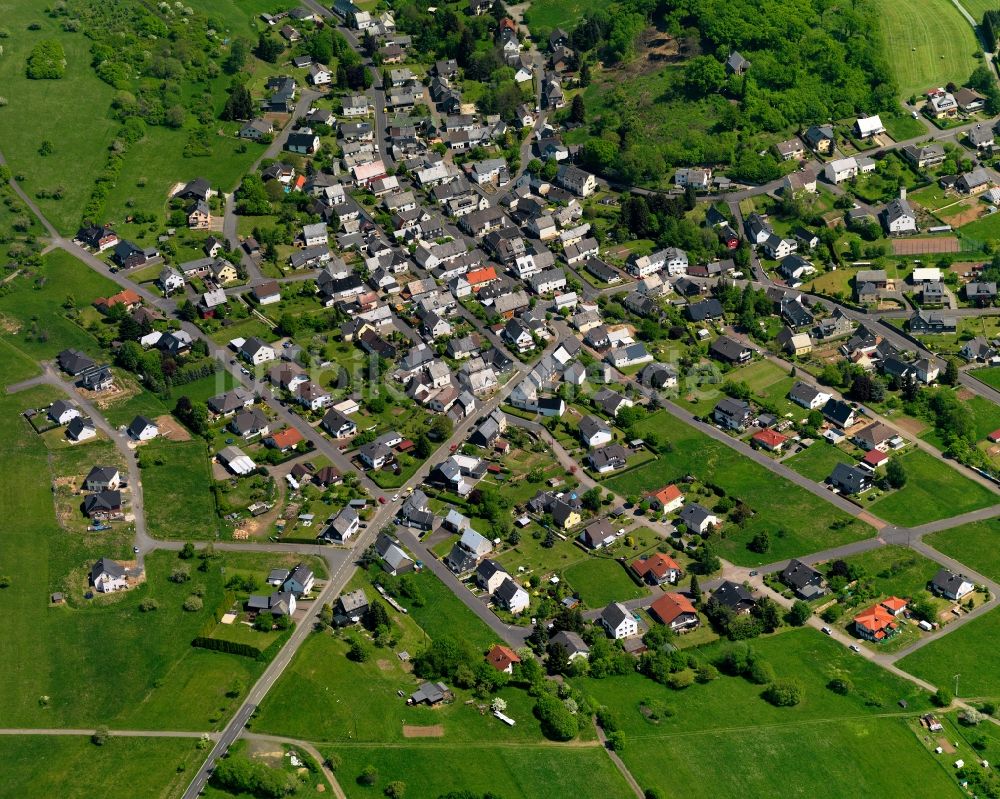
<box><xmin>582</xmin><ymin>486</ymin><xmax>602</xmax><ymax>511</ymax></box>
<box><xmin>942</xmin><ymin>358</ymin><xmax>960</xmax><ymax>386</ymax></box>
<box><xmin>747</xmin><ymin>532</ymin><xmax>770</xmax><ymax>553</ymax></box>
<box><xmin>534</xmin><ymin>692</ymin><xmax>577</xmax><ymax>740</ymax></box>
<box><xmin>430</xmin><ymin>414</ymin><xmax>453</xmax><ymax>440</ymax></box>
<box><xmin>684</xmin><ymin>55</ymin><xmax>726</xmax><ymax>95</ymax></box>
<box><xmin>932</xmin><ymin>687</ymin><xmax>953</xmax><ymax>707</ymax></box>
<box><xmin>886</xmin><ymin>458</ymin><xmax>907</xmax><ymax>489</ymax></box>
<box><xmin>255</xmin><ymin>33</ymin><xmax>284</xmax><ymax>63</ymax></box>
<box><xmin>91</xmin><ymin>726</ymin><xmax>110</xmax><ymax>746</ymax></box>
<box><xmin>179</xmin><ymin>542</ymin><xmax>196</xmax><ymax>560</ymax></box>
<box><xmin>787</xmin><ymin>600</ymin><xmax>811</xmax><ymax>626</ymax></box>
<box><xmin>222</xmin><ymin>84</ymin><xmax>254</xmax><ymax>121</ymax></box>
<box><xmin>347</xmin><ymin>635</ymin><xmax>371</xmax><ymax>662</ymax></box>
<box><xmin>224</xmin><ymin>38</ymin><xmax>251</xmax><ymax>74</ymax></box>
<box><xmin>26</xmin><ymin>40</ymin><xmax>66</xmax><ymax>79</ymax></box>
<box><xmin>689</xmin><ymin>574</ymin><xmax>702</xmax><ymax>604</ymax></box>
<box><xmin>570</xmin><ymin>94</ymin><xmax>586</xmax><ymax>124</ymax></box>
<box><xmin>579</xmin><ymin>60</ymin><xmax>591</xmax><ymax>87</ymax></box>
<box><xmin>385</xmin><ymin>780</ymin><xmax>407</xmax><ymax>798</ymax></box>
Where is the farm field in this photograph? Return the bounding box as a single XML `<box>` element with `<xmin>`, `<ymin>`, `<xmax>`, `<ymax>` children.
<box><xmin>925</xmin><ymin>518</ymin><xmax>1000</xmax><ymax>581</ymax></box>
<box><xmin>138</xmin><ymin>439</ymin><xmax>220</xmax><ymax>540</ymax></box>
<box><xmin>870</xmin><ymin>449</ymin><xmax>996</xmax><ymax>526</ymax></box>
<box><xmin>578</xmin><ymin>629</ymin><xmax>949</xmax><ymax>798</ymax></box>
<box><xmin>3</xmin><ymin>735</ymin><xmax>203</xmax><ymax>799</ymax></box>
<box><xmin>605</xmin><ymin>410</ymin><xmax>869</xmax><ymax>565</ymax></box>
<box><xmin>877</xmin><ymin>0</ymin><xmax>980</xmax><ymax>99</ymax></box>
<box><xmin>898</xmin><ymin>607</ymin><xmax>1000</xmax><ymax>699</ymax></box>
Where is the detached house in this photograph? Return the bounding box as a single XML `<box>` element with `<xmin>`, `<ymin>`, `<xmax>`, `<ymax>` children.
<box><xmin>649</xmin><ymin>593</ymin><xmax>699</xmax><ymax>632</ymax></box>
<box><xmin>929</xmin><ymin>568</ymin><xmax>975</xmax><ymax>601</ymax></box>
<box><xmin>600</xmin><ymin>602</ymin><xmax>638</xmax><ymax>639</ymax></box>
<box><xmin>632</xmin><ymin>553</ymin><xmax>683</xmax><ymax>586</ymax></box>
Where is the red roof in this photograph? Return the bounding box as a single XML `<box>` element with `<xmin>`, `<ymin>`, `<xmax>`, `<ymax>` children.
<box><xmin>95</xmin><ymin>289</ymin><xmax>142</xmax><ymax>309</ymax></box>
<box><xmin>649</xmin><ymin>592</ymin><xmax>697</xmax><ymax>625</ymax></box>
<box><xmin>863</xmin><ymin>449</ymin><xmax>888</xmax><ymax>467</ymax></box>
<box><xmin>632</xmin><ymin>552</ymin><xmax>681</xmax><ymax>581</ymax></box>
<box><xmin>988</xmin><ymin>429</ymin><xmax>1000</xmax><ymax>443</ymax></box>
<box><xmin>854</xmin><ymin>603</ymin><xmax>897</xmax><ymax>634</ymax></box>
<box><xmin>269</xmin><ymin>427</ymin><xmax>303</xmax><ymax>449</ymax></box>
<box><xmin>881</xmin><ymin>596</ymin><xmax>908</xmax><ymax>613</ymax></box>
<box><xmin>751</xmin><ymin>428</ymin><xmax>789</xmax><ymax>450</ymax></box>
<box><xmin>648</xmin><ymin>484</ymin><xmax>682</xmax><ymax>506</ymax></box>
<box><xmin>486</xmin><ymin>644</ymin><xmax>521</xmax><ymax>671</ymax></box>
<box><xmin>467</xmin><ymin>266</ymin><xmax>498</xmax><ymax>288</ymax></box>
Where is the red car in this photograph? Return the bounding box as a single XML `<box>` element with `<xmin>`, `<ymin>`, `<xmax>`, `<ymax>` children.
<box><xmin>378</xmin><ymin>496</ymin><xmax>387</xmax><ymax>505</ymax></box>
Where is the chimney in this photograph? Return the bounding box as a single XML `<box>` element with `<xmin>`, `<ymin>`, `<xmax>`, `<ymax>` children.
<box><xmin>900</xmin><ymin>186</ymin><xmax>907</xmax><ymax>201</ymax></box>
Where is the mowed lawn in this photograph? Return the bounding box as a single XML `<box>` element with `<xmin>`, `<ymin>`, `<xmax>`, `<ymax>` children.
<box><xmin>562</xmin><ymin>556</ymin><xmax>648</xmax><ymax>608</ymax></box>
<box><xmin>578</xmin><ymin>629</ymin><xmax>949</xmax><ymax>798</ymax></box>
<box><xmin>0</xmin><ymin>250</ymin><xmax>120</xmax><ymax>361</ymax></box>
<box><xmin>0</xmin><ymin>7</ymin><xmax>117</xmax><ymax>233</ymax></box>
<box><xmin>926</xmin><ymin>518</ymin><xmax>1000</xmax><ymax>580</ymax></box>
<box><xmin>139</xmin><ymin>439</ymin><xmax>220</xmax><ymax>540</ymax></box>
<box><xmin>0</xmin><ymin>338</ymin><xmax>41</xmax><ymax>387</ymax></box>
<box><xmin>878</xmin><ymin>0</ymin><xmax>981</xmax><ymax>99</ymax></box>
<box><xmin>871</xmin><ymin>449</ymin><xmax>996</xmax><ymax>526</ymax></box>
<box><xmin>605</xmin><ymin>410</ymin><xmax>868</xmax><ymax>565</ymax></box>
<box><xmin>3</xmin><ymin>735</ymin><xmax>203</xmax><ymax>799</ymax></box>
<box><xmin>899</xmin><ymin>607</ymin><xmax>1000</xmax><ymax>699</ymax></box>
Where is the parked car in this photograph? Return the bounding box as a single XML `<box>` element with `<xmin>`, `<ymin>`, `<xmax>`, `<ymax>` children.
<box><xmin>849</xmin><ymin>644</ymin><xmax>861</xmax><ymax>653</ymax></box>
<box><xmin>821</xmin><ymin>627</ymin><xmax>832</xmax><ymax>635</ymax></box>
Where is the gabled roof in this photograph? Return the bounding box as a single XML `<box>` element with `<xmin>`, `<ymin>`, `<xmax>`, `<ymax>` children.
<box><xmin>649</xmin><ymin>592</ymin><xmax>697</xmax><ymax>625</ymax></box>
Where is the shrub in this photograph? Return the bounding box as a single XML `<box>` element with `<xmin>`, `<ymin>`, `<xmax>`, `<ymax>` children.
<box><xmin>827</xmin><ymin>677</ymin><xmax>853</xmax><ymax>695</ymax></box>
<box><xmin>932</xmin><ymin>688</ymin><xmax>953</xmax><ymax>708</ymax></box>
<box><xmin>139</xmin><ymin>598</ymin><xmax>158</xmax><ymax>612</ymax></box>
<box><xmin>763</xmin><ymin>679</ymin><xmax>803</xmax><ymax>707</ymax></box>
<box><xmin>535</xmin><ymin>692</ymin><xmax>578</xmax><ymax>741</ymax></box>
<box><xmin>384</xmin><ymin>780</ymin><xmax>406</xmax><ymax>798</ymax></box>
<box><xmin>666</xmin><ymin>670</ymin><xmax>694</xmax><ymax>690</ymax></box>
<box><xmin>607</xmin><ymin>730</ymin><xmax>626</xmax><ymax>751</ymax></box>
<box><xmin>26</xmin><ymin>40</ymin><xmax>66</xmax><ymax>79</ymax></box>
<box><xmin>183</xmin><ymin>595</ymin><xmax>203</xmax><ymax>612</ymax></box>
<box><xmin>747</xmin><ymin>659</ymin><xmax>775</xmax><ymax>686</ymax></box>
<box><xmin>358</xmin><ymin>765</ymin><xmax>378</xmax><ymax>786</ymax></box>
<box><xmin>91</xmin><ymin>726</ymin><xmax>110</xmax><ymax>746</ymax></box>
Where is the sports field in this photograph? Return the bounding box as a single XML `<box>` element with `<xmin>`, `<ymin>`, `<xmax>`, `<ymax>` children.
<box><xmin>878</xmin><ymin>0</ymin><xmax>981</xmax><ymax>99</ymax></box>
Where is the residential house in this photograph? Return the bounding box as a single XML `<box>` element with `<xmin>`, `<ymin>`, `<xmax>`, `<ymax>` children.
<box><xmin>649</xmin><ymin>593</ymin><xmax>700</xmax><ymax>632</ymax></box>
<box><xmin>781</xmin><ymin>559</ymin><xmax>827</xmax><ymax>600</ymax></box>
<box><xmin>600</xmin><ymin>602</ymin><xmax>638</xmax><ymax>639</ymax></box>
<box><xmin>90</xmin><ymin>558</ymin><xmax>129</xmax><ymax>593</ymax></box>
<box><xmin>709</xmin><ymin>336</ymin><xmax>752</xmax><ymax>365</ymax></box>
<box><xmin>586</xmin><ymin>443</ymin><xmax>629</xmax><ymax>474</ymax></box>
<box><xmin>632</xmin><ymin>552</ymin><xmax>683</xmax><ymax>586</ymax></box>
<box><xmin>711</xmin><ymin>581</ymin><xmax>756</xmax><ymax>615</ymax></box>
<box><xmin>127</xmin><ymin>416</ymin><xmax>159</xmax><ymax>441</ymax></box>
<box><xmin>319</xmin><ymin>507</ymin><xmax>360</xmax><ymax>544</ymax></box>
<box><xmin>828</xmin><ymin>462</ymin><xmax>872</xmax><ymax>494</ymax></box>
<box><xmin>679</xmin><ymin>503</ymin><xmax>718</xmax><ymax>534</ymax></box>
<box><xmin>647</xmin><ymin>484</ymin><xmax>684</xmax><ymax>514</ymax></box>
<box><xmin>714</xmin><ymin>397</ymin><xmax>752</xmax><ymax>431</ymax></box>
<box><xmin>929</xmin><ymin>568</ymin><xmax>975</xmax><ymax>601</ymax></box>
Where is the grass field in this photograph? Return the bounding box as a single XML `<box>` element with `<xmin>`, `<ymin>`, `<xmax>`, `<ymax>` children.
<box><xmin>578</xmin><ymin>628</ymin><xmax>950</xmax><ymax>798</ymax></box>
<box><xmin>0</xmin><ymin>250</ymin><xmax>119</xmax><ymax>360</ymax></box>
<box><xmin>926</xmin><ymin>518</ymin><xmax>1000</xmax><ymax>580</ymax></box>
<box><xmin>139</xmin><ymin>439</ymin><xmax>220</xmax><ymax>540</ymax></box>
<box><xmin>524</xmin><ymin>0</ymin><xmax>607</xmax><ymax>33</ymax></box>
<box><xmin>605</xmin><ymin>410</ymin><xmax>868</xmax><ymax>565</ymax></box>
<box><xmin>971</xmin><ymin>367</ymin><xmax>1000</xmax><ymax>391</ymax></box>
<box><xmin>3</xmin><ymin>735</ymin><xmax>203</xmax><ymax>799</ymax></box>
<box><xmin>871</xmin><ymin>449</ymin><xmax>996</xmax><ymax>526</ymax></box>
<box><xmin>785</xmin><ymin>441</ymin><xmax>854</xmax><ymax>482</ymax></box>
<box><xmin>561</xmin><ymin>556</ymin><xmax>648</xmax><ymax>608</ymax></box>
<box><xmin>0</xmin><ymin>5</ymin><xmax>118</xmax><ymax>233</ymax></box>
<box><xmin>0</xmin><ymin>385</ymin><xmax>300</xmax><ymax>729</ymax></box>
<box><xmin>328</xmin><ymin>743</ymin><xmax>632</xmax><ymax>799</ymax></box>
<box><xmin>841</xmin><ymin>545</ymin><xmax>946</xmax><ymax>603</ymax></box>
<box><xmin>103</xmin><ymin>126</ymin><xmax>265</xmax><ymax>247</ymax></box>
<box><xmin>899</xmin><ymin>607</ymin><xmax>1000</xmax><ymax>699</ymax></box>
<box><xmin>878</xmin><ymin>0</ymin><xmax>981</xmax><ymax>99</ymax></box>
<box><xmin>0</xmin><ymin>338</ymin><xmax>41</xmax><ymax>387</ymax></box>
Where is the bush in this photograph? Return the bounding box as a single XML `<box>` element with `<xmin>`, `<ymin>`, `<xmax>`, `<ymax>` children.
<box><xmin>607</xmin><ymin>730</ymin><xmax>626</xmax><ymax>751</ymax></box>
<box><xmin>932</xmin><ymin>688</ymin><xmax>953</xmax><ymax>708</ymax></box>
<box><xmin>385</xmin><ymin>780</ymin><xmax>406</xmax><ymax>798</ymax></box>
<box><xmin>960</xmin><ymin>708</ymin><xmax>985</xmax><ymax>726</ymax></box>
<box><xmin>170</xmin><ymin>566</ymin><xmax>191</xmax><ymax>583</ymax></box>
<box><xmin>741</xmin><ymin>657</ymin><xmax>772</xmax><ymax>685</ymax></box>
<box><xmin>358</xmin><ymin>765</ymin><xmax>378</xmax><ymax>786</ymax></box>
<box><xmin>666</xmin><ymin>670</ymin><xmax>694</xmax><ymax>690</ymax></box>
<box><xmin>695</xmin><ymin>664</ymin><xmax>719</xmax><ymax>683</ymax></box>
<box><xmin>828</xmin><ymin>677</ymin><xmax>853</xmax><ymax>695</ymax></box>
<box><xmin>139</xmin><ymin>598</ymin><xmax>158</xmax><ymax>612</ymax></box>
<box><xmin>183</xmin><ymin>595</ymin><xmax>203</xmax><ymax>612</ymax></box>
<box><xmin>763</xmin><ymin>679</ymin><xmax>802</xmax><ymax>707</ymax></box>
<box><xmin>535</xmin><ymin>692</ymin><xmax>578</xmax><ymax>741</ymax></box>
<box><xmin>26</xmin><ymin>40</ymin><xmax>66</xmax><ymax>79</ymax></box>
<box><xmin>91</xmin><ymin>726</ymin><xmax>110</xmax><ymax>746</ymax></box>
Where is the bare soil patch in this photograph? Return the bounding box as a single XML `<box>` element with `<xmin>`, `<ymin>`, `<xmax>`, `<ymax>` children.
<box><xmin>892</xmin><ymin>416</ymin><xmax>928</xmax><ymax>437</ymax></box>
<box><xmin>858</xmin><ymin>511</ymin><xmax>888</xmax><ymax>530</ymax></box>
<box><xmin>402</xmin><ymin>725</ymin><xmax>444</xmax><ymax>738</ymax></box>
<box><xmin>937</xmin><ymin>737</ymin><xmax>956</xmax><ymax>754</ymax></box>
<box><xmin>892</xmin><ymin>237</ymin><xmax>959</xmax><ymax>255</ymax></box>
<box><xmin>153</xmin><ymin>414</ymin><xmax>191</xmax><ymax>442</ymax></box>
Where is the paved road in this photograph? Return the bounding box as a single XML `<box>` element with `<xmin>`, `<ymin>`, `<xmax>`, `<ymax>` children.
<box><xmin>0</xmin><ymin>728</ymin><xmax>217</xmax><ymax>738</ymax></box>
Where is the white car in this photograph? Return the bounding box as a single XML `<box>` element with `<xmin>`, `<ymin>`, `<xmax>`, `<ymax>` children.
<box><xmin>849</xmin><ymin>644</ymin><xmax>861</xmax><ymax>653</ymax></box>
<box><xmin>391</xmin><ymin>493</ymin><xmax>400</xmax><ymax>502</ymax></box>
<box><xmin>821</xmin><ymin>627</ymin><xmax>832</xmax><ymax>635</ymax></box>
